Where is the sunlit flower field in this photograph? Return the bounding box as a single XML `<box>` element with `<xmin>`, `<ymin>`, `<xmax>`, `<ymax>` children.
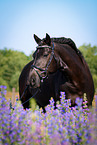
<box><xmin>0</xmin><ymin>85</ymin><xmax>97</xmax><ymax>145</ymax></box>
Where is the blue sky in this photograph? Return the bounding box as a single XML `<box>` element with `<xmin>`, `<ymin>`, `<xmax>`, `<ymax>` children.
<box><xmin>0</xmin><ymin>0</ymin><xmax>97</xmax><ymax>56</ymax></box>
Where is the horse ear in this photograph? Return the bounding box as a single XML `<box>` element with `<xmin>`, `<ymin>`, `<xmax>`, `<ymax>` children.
<box><xmin>34</xmin><ymin>34</ymin><xmax>41</xmax><ymax>44</ymax></box>
<box><xmin>46</xmin><ymin>33</ymin><xmax>51</xmax><ymax>45</ymax></box>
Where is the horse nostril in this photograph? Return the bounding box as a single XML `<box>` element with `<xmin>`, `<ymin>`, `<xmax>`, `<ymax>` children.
<box><xmin>30</xmin><ymin>77</ymin><xmax>36</xmax><ymax>86</ymax></box>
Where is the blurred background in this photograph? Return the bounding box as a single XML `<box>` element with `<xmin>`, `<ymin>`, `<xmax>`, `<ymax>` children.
<box><xmin>0</xmin><ymin>0</ymin><xmax>97</xmax><ymax>96</ymax></box>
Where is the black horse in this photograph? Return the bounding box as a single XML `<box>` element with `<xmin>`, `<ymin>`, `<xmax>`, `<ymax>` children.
<box><xmin>28</xmin><ymin>33</ymin><xmax>94</xmax><ymax>106</ymax></box>
<box><xmin>19</xmin><ymin>60</ymin><xmax>68</xmax><ymax>112</ymax></box>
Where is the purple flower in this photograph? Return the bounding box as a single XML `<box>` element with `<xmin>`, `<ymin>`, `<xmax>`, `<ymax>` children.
<box><xmin>0</xmin><ymin>87</ymin><xmax>97</xmax><ymax>144</ymax></box>
<box><xmin>0</xmin><ymin>85</ymin><xmax>7</xmax><ymax>96</ymax></box>
<box><xmin>0</xmin><ymin>85</ymin><xmax>7</xmax><ymax>89</ymax></box>
<box><xmin>75</xmin><ymin>97</ymin><xmax>83</xmax><ymax>107</ymax></box>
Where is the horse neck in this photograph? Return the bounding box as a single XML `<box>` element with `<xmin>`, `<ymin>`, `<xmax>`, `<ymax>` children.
<box><xmin>55</xmin><ymin>43</ymin><xmax>83</xmax><ymax>69</ymax></box>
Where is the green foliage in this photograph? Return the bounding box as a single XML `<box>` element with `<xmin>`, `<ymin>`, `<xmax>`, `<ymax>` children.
<box><xmin>30</xmin><ymin>98</ymin><xmax>37</xmax><ymax>111</ymax></box>
<box><xmin>0</xmin><ymin>48</ymin><xmax>32</xmax><ymax>91</ymax></box>
<box><xmin>79</xmin><ymin>44</ymin><xmax>97</xmax><ymax>90</ymax></box>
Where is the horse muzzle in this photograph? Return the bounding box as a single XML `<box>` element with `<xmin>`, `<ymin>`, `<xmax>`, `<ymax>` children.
<box><xmin>28</xmin><ymin>69</ymin><xmax>41</xmax><ymax>88</ymax></box>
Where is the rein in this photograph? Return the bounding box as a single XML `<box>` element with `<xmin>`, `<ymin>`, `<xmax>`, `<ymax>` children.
<box><xmin>22</xmin><ymin>88</ymin><xmax>40</xmax><ymax>105</ymax></box>
<box><xmin>20</xmin><ymin>86</ymin><xmax>40</xmax><ymax>105</ymax></box>
<box><xmin>31</xmin><ymin>42</ymin><xmax>56</xmax><ymax>83</ymax></box>
<box><xmin>20</xmin><ymin>85</ymin><xmax>29</xmax><ymax>99</ymax></box>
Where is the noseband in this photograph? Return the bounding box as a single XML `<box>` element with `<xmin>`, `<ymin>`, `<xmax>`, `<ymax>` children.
<box><xmin>31</xmin><ymin>42</ymin><xmax>57</xmax><ymax>84</ymax></box>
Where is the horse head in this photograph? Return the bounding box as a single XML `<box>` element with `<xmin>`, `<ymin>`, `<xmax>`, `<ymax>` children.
<box><xmin>28</xmin><ymin>33</ymin><xmax>60</xmax><ymax>88</ymax></box>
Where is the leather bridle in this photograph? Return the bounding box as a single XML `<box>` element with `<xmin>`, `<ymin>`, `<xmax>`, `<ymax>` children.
<box><xmin>31</xmin><ymin>42</ymin><xmax>57</xmax><ymax>84</ymax></box>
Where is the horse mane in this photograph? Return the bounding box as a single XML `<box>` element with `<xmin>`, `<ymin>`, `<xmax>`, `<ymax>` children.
<box><xmin>51</xmin><ymin>37</ymin><xmax>84</xmax><ymax>63</ymax></box>
<box><xmin>51</xmin><ymin>37</ymin><xmax>78</xmax><ymax>53</ymax></box>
